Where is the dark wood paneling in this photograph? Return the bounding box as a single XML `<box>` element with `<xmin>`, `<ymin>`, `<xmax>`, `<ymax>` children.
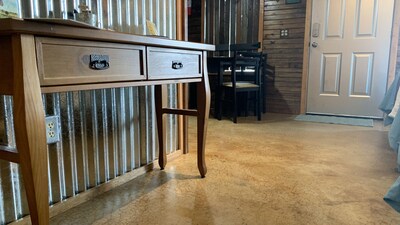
<box><xmin>263</xmin><ymin>0</ymin><xmax>306</xmax><ymax>114</ymax></box>
<box><xmin>203</xmin><ymin>0</ymin><xmax>260</xmax><ymax>45</ymax></box>
<box><xmin>188</xmin><ymin>0</ymin><xmax>202</xmax><ymax>43</ymax></box>
<box><xmin>188</xmin><ymin>1</ymin><xmax>203</xmax><ymax>109</ymax></box>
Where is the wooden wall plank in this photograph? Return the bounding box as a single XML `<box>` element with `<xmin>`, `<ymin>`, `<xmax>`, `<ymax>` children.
<box><xmin>263</xmin><ymin>0</ymin><xmax>307</xmax><ymax>114</ymax></box>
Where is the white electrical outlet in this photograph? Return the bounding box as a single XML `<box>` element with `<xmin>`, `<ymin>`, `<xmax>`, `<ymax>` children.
<box><xmin>45</xmin><ymin>116</ymin><xmax>60</xmax><ymax>144</ymax></box>
<box><xmin>280</xmin><ymin>29</ymin><xmax>289</xmax><ymax>37</ymax></box>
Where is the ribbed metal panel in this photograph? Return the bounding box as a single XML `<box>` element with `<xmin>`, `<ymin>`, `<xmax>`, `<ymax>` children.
<box><xmin>0</xmin><ymin>0</ymin><xmax>178</xmax><ymax>223</ymax></box>
<box><xmin>0</xmin><ymin>96</ymin><xmax>30</xmax><ymax>223</ymax></box>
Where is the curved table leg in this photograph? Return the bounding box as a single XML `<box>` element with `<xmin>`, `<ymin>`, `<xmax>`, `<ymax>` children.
<box><xmin>197</xmin><ymin>52</ymin><xmax>211</xmax><ymax>178</ymax></box>
<box><xmin>155</xmin><ymin>52</ymin><xmax>210</xmax><ymax>178</ymax></box>
<box><xmin>155</xmin><ymin>85</ymin><xmax>166</xmax><ymax>170</ymax></box>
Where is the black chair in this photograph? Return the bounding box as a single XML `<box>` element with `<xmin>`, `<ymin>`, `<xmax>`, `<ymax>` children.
<box><xmin>239</xmin><ymin>51</ymin><xmax>275</xmax><ymax>113</ymax></box>
<box><xmin>215</xmin><ymin>51</ymin><xmax>262</xmax><ymax>123</ymax></box>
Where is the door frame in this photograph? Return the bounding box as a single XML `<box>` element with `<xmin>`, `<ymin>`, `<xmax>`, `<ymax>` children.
<box><xmin>300</xmin><ymin>0</ymin><xmax>400</xmax><ymax>114</ymax></box>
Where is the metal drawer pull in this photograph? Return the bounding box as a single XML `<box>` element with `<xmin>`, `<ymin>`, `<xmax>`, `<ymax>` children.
<box><xmin>172</xmin><ymin>61</ymin><xmax>183</xmax><ymax>69</ymax></box>
<box><xmin>89</xmin><ymin>54</ymin><xmax>110</xmax><ymax>70</ymax></box>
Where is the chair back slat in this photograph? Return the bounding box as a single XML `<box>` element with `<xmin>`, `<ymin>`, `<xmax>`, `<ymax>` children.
<box><xmin>230</xmin><ymin>43</ymin><xmax>260</xmax><ymax>52</ymax></box>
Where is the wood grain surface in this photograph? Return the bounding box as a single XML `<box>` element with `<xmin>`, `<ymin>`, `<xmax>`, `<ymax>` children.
<box><xmin>12</xmin><ymin>34</ymin><xmax>49</xmax><ymax>225</ymax></box>
<box><xmin>36</xmin><ymin>37</ymin><xmax>145</xmax><ymax>86</ymax></box>
<box><xmin>147</xmin><ymin>47</ymin><xmax>202</xmax><ymax>79</ymax></box>
<box><xmin>0</xmin><ymin>18</ymin><xmax>214</xmax><ymax>51</ymax></box>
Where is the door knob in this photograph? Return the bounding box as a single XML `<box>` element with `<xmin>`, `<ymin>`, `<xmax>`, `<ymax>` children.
<box><xmin>311</xmin><ymin>42</ymin><xmax>318</xmax><ymax>48</ymax></box>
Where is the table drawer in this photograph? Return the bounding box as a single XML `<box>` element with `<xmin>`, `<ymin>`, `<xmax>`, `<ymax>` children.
<box><xmin>36</xmin><ymin>37</ymin><xmax>146</xmax><ymax>86</ymax></box>
<box><xmin>147</xmin><ymin>47</ymin><xmax>202</xmax><ymax>80</ymax></box>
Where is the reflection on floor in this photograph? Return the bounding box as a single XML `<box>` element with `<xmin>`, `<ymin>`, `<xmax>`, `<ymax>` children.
<box><xmin>51</xmin><ymin>114</ymin><xmax>400</xmax><ymax>225</ymax></box>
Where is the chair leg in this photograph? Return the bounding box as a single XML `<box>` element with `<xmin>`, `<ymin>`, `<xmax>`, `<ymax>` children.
<box><xmin>262</xmin><ymin>79</ymin><xmax>266</xmax><ymax>114</ymax></box>
<box><xmin>253</xmin><ymin>92</ymin><xmax>257</xmax><ymax>117</ymax></box>
<box><xmin>255</xmin><ymin>92</ymin><xmax>262</xmax><ymax>121</ymax></box>
<box><xmin>215</xmin><ymin>87</ymin><xmax>221</xmax><ymax>120</ymax></box>
<box><xmin>216</xmin><ymin>88</ymin><xmax>222</xmax><ymax>120</ymax></box>
<box><xmin>245</xmin><ymin>92</ymin><xmax>249</xmax><ymax>117</ymax></box>
<box><xmin>215</xmin><ymin>86</ymin><xmax>219</xmax><ymax>119</ymax></box>
<box><xmin>233</xmin><ymin>91</ymin><xmax>237</xmax><ymax>123</ymax></box>
<box><xmin>262</xmin><ymin>90</ymin><xmax>266</xmax><ymax>114</ymax></box>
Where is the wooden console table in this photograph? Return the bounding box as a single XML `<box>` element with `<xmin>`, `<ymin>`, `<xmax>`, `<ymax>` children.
<box><xmin>0</xmin><ymin>19</ymin><xmax>214</xmax><ymax>225</ymax></box>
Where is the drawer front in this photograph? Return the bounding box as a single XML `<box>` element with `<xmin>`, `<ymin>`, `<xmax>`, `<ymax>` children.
<box><xmin>147</xmin><ymin>47</ymin><xmax>202</xmax><ymax>80</ymax></box>
<box><xmin>36</xmin><ymin>37</ymin><xmax>146</xmax><ymax>86</ymax></box>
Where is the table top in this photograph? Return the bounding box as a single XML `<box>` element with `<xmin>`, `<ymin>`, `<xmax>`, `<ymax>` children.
<box><xmin>0</xmin><ymin>18</ymin><xmax>215</xmax><ymax>51</ymax></box>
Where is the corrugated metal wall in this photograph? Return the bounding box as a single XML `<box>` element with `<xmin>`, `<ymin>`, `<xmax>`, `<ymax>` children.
<box><xmin>0</xmin><ymin>0</ymin><xmax>177</xmax><ymax>223</ymax></box>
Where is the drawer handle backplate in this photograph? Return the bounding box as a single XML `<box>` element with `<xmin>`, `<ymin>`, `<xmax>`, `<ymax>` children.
<box><xmin>172</xmin><ymin>61</ymin><xmax>183</xmax><ymax>70</ymax></box>
<box><xmin>90</xmin><ymin>54</ymin><xmax>110</xmax><ymax>70</ymax></box>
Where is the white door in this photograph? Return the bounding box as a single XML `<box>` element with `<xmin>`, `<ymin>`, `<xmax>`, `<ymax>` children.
<box><xmin>307</xmin><ymin>0</ymin><xmax>394</xmax><ymax>118</ymax></box>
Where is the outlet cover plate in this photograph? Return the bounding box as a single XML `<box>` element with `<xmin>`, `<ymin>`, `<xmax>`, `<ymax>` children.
<box><xmin>280</xmin><ymin>29</ymin><xmax>289</xmax><ymax>37</ymax></box>
<box><xmin>45</xmin><ymin>116</ymin><xmax>60</xmax><ymax>144</ymax></box>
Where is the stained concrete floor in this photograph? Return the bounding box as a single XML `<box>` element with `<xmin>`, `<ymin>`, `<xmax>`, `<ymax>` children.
<box><xmin>51</xmin><ymin>114</ymin><xmax>400</xmax><ymax>225</ymax></box>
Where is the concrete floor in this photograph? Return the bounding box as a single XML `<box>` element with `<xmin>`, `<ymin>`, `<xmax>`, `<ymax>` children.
<box><xmin>51</xmin><ymin>114</ymin><xmax>400</xmax><ymax>225</ymax></box>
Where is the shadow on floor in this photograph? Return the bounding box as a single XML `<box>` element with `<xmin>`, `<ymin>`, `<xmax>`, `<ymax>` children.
<box><xmin>50</xmin><ymin>170</ymin><xmax>207</xmax><ymax>225</ymax></box>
